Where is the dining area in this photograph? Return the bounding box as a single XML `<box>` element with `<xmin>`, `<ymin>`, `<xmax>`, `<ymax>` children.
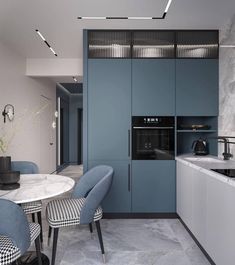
<box><xmin>0</xmin><ymin>158</ymin><xmax>114</xmax><ymax>265</ymax></box>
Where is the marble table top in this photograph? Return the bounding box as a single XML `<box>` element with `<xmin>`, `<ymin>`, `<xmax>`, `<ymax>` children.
<box><xmin>0</xmin><ymin>174</ymin><xmax>75</xmax><ymax>204</ymax></box>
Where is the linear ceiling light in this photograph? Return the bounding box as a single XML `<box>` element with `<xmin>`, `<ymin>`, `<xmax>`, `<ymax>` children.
<box><xmin>35</xmin><ymin>29</ymin><xmax>58</xmax><ymax>56</ymax></box>
<box><xmin>77</xmin><ymin>0</ymin><xmax>173</xmax><ymax>20</ymax></box>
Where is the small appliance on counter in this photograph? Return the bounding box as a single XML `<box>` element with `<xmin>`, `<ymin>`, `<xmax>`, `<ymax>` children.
<box><xmin>0</xmin><ymin>156</ymin><xmax>20</xmax><ymax>190</ymax></box>
<box><xmin>192</xmin><ymin>138</ymin><xmax>208</xmax><ymax>155</ymax></box>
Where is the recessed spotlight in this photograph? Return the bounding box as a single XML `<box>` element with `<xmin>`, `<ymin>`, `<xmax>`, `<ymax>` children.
<box><xmin>73</xmin><ymin>77</ymin><xmax>78</xmax><ymax>82</ymax></box>
<box><xmin>35</xmin><ymin>29</ymin><xmax>58</xmax><ymax>57</ymax></box>
<box><xmin>77</xmin><ymin>0</ymin><xmax>173</xmax><ymax>20</ymax></box>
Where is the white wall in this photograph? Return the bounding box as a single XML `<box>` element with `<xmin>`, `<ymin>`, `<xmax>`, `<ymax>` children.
<box><xmin>0</xmin><ymin>41</ymin><xmax>56</xmax><ymax>173</ymax></box>
<box><xmin>219</xmin><ymin>14</ymin><xmax>235</xmax><ymax>157</ymax></box>
<box><xmin>26</xmin><ymin>58</ymin><xmax>83</xmax><ymax>78</ymax></box>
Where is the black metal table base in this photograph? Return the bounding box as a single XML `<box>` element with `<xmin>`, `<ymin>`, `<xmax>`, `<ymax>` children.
<box><xmin>18</xmin><ymin>251</ymin><xmax>50</xmax><ymax>265</ymax></box>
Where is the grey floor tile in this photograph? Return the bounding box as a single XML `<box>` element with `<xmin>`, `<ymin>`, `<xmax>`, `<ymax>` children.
<box><xmin>34</xmin><ymin>165</ymin><xmax>210</xmax><ymax>265</ymax></box>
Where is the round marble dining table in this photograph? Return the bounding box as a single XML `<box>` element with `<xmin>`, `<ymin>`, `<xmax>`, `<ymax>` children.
<box><xmin>0</xmin><ymin>174</ymin><xmax>75</xmax><ymax>203</ymax></box>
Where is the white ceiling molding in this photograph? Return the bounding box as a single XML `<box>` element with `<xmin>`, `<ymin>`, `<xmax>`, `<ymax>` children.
<box><xmin>26</xmin><ymin>58</ymin><xmax>83</xmax><ymax>77</ymax></box>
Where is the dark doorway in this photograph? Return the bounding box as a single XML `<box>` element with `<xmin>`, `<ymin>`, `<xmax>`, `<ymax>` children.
<box><xmin>60</xmin><ymin>108</ymin><xmax>64</xmax><ymax>164</ymax></box>
<box><xmin>77</xmin><ymin>109</ymin><xmax>83</xmax><ymax>164</ymax></box>
<box><xmin>59</xmin><ymin>98</ymin><xmax>69</xmax><ymax>165</ymax></box>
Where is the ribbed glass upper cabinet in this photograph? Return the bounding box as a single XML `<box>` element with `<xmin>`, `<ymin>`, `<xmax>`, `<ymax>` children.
<box><xmin>132</xmin><ymin>31</ymin><xmax>175</xmax><ymax>116</ymax></box>
<box><xmin>88</xmin><ymin>59</ymin><xmax>131</xmax><ymax>161</ymax></box>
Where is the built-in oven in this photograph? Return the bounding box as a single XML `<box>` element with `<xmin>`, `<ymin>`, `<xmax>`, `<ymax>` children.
<box><xmin>132</xmin><ymin>116</ymin><xmax>175</xmax><ymax>160</ymax></box>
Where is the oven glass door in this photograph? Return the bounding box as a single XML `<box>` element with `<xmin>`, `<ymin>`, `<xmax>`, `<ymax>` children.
<box><xmin>132</xmin><ymin>128</ymin><xmax>175</xmax><ymax>160</ymax></box>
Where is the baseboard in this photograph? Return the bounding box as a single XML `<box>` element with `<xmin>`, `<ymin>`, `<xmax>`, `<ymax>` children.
<box><xmin>103</xmin><ymin>212</ymin><xmax>178</xmax><ymax>219</ymax></box>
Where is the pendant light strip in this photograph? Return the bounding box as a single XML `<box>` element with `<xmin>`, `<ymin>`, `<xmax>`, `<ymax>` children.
<box><xmin>35</xmin><ymin>29</ymin><xmax>58</xmax><ymax>57</ymax></box>
<box><xmin>78</xmin><ymin>0</ymin><xmax>173</xmax><ymax>20</ymax></box>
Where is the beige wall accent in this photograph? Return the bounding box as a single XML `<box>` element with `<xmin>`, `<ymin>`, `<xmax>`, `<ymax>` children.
<box><xmin>26</xmin><ymin>58</ymin><xmax>83</xmax><ymax>78</ymax></box>
<box><xmin>0</xmin><ymin>41</ymin><xmax>56</xmax><ymax>173</ymax></box>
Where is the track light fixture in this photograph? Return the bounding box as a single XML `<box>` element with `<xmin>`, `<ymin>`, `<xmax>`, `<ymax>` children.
<box><xmin>78</xmin><ymin>0</ymin><xmax>173</xmax><ymax>20</ymax></box>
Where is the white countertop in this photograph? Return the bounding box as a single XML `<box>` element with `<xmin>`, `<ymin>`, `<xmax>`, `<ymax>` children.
<box><xmin>176</xmin><ymin>154</ymin><xmax>235</xmax><ymax>187</ymax></box>
<box><xmin>0</xmin><ymin>174</ymin><xmax>75</xmax><ymax>203</ymax></box>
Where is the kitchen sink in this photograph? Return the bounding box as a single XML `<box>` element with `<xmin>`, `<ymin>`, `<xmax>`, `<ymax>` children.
<box><xmin>211</xmin><ymin>169</ymin><xmax>235</xmax><ymax>178</ymax></box>
<box><xmin>185</xmin><ymin>157</ymin><xmax>225</xmax><ymax>163</ymax></box>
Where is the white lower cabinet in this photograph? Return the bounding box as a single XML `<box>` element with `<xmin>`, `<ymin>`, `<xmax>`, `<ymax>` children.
<box><xmin>192</xmin><ymin>168</ymin><xmax>207</xmax><ymax>247</ymax></box>
<box><xmin>176</xmin><ymin>162</ymin><xmax>193</xmax><ymax>229</ymax></box>
<box><xmin>177</xmin><ymin>160</ymin><xmax>235</xmax><ymax>265</ymax></box>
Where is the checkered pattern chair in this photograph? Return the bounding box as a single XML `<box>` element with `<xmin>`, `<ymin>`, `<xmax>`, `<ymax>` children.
<box><xmin>11</xmin><ymin>161</ymin><xmax>43</xmax><ymax>244</ymax></box>
<box><xmin>0</xmin><ymin>199</ymin><xmax>42</xmax><ymax>265</ymax></box>
<box><xmin>46</xmin><ymin>165</ymin><xmax>114</xmax><ymax>265</ymax></box>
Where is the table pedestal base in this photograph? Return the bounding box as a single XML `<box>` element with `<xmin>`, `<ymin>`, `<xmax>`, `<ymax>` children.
<box><xmin>18</xmin><ymin>251</ymin><xmax>50</xmax><ymax>265</ymax></box>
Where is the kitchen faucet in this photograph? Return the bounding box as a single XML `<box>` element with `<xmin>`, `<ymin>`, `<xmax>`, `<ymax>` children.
<box><xmin>217</xmin><ymin>136</ymin><xmax>235</xmax><ymax>160</ymax></box>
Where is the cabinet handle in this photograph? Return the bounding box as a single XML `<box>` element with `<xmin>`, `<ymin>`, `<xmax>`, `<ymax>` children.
<box><xmin>128</xmin><ymin>164</ymin><xmax>131</xmax><ymax>192</ymax></box>
<box><xmin>128</xmin><ymin>130</ymin><xmax>131</xmax><ymax>157</ymax></box>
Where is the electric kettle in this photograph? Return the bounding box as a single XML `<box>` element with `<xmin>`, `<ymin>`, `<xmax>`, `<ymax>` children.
<box><xmin>192</xmin><ymin>138</ymin><xmax>208</xmax><ymax>155</ymax></box>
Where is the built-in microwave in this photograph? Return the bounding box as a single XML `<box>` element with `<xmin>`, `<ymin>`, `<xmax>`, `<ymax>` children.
<box><xmin>132</xmin><ymin>116</ymin><xmax>175</xmax><ymax>160</ymax></box>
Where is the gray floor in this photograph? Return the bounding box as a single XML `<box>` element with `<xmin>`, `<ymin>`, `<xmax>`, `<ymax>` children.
<box><xmin>37</xmin><ymin>165</ymin><xmax>210</xmax><ymax>265</ymax></box>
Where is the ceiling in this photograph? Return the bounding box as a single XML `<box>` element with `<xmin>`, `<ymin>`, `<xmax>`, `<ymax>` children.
<box><xmin>0</xmin><ymin>0</ymin><xmax>234</xmax><ymax>59</ymax></box>
<box><xmin>61</xmin><ymin>83</ymin><xmax>83</xmax><ymax>94</ymax></box>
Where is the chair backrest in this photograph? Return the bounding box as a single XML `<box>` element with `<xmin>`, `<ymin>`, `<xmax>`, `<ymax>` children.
<box><xmin>11</xmin><ymin>161</ymin><xmax>39</xmax><ymax>174</ymax></box>
<box><xmin>0</xmin><ymin>199</ymin><xmax>30</xmax><ymax>254</ymax></box>
<box><xmin>72</xmin><ymin>165</ymin><xmax>113</xmax><ymax>224</ymax></box>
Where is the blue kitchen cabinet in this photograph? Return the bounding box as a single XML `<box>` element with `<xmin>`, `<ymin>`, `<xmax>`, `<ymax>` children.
<box><xmin>88</xmin><ymin>160</ymin><xmax>131</xmax><ymax>212</ymax></box>
<box><xmin>88</xmin><ymin>59</ymin><xmax>131</xmax><ymax>161</ymax></box>
<box><xmin>132</xmin><ymin>160</ymin><xmax>176</xmax><ymax>212</ymax></box>
<box><xmin>176</xmin><ymin>59</ymin><xmax>218</xmax><ymax>116</ymax></box>
<box><xmin>132</xmin><ymin>59</ymin><xmax>175</xmax><ymax>116</ymax></box>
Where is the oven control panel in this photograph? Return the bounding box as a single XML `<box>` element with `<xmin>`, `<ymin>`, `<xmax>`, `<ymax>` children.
<box><xmin>132</xmin><ymin>116</ymin><xmax>174</xmax><ymax>127</ymax></box>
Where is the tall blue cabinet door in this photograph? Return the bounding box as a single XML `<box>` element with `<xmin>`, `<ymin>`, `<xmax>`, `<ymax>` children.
<box><xmin>176</xmin><ymin>59</ymin><xmax>218</xmax><ymax>116</ymax></box>
<box><xmin>88</xmin><ymin>160</ymin><xmax>131</xmax><ymax>212</ymax></box>
<box><xmin>132</xmin><ymin>59</ymin><xmax>175</xmax><ymax>116</ymax></box>
<box><xmin>88</xmin><ymin>59</ymin><xmax>131</xmax><ymax>161</ymax></box>
<box><xmin>132</xmin><ymin>160</ymin><xmax>176</xmax><ymax>212</ymax></box>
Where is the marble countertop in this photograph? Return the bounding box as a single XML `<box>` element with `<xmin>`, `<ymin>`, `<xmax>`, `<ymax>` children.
<box><xmin>0</xmin><ymin>174</ymin><xmax>75</xmax><ymax>204</ymax></box>
<box><xmin>176</xmin><ymin>154</ymin><xmax>235</xmax><ymax>187</ymax></box>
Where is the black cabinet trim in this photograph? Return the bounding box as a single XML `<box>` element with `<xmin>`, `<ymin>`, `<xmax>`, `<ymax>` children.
<box><xmin>179</xmin><ymin>217</ymin><xmax>216</xmax><ymax>265</ymax></box>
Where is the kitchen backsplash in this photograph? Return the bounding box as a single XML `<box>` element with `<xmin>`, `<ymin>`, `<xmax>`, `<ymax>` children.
<box><xmin>219</xmin><ymin>14</ymin><xmax>235</xmax><ymax>157</ymax></box>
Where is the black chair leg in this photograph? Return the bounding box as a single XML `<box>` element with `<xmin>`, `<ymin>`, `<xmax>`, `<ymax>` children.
<box><xmin>48</xmin><ymin>226</ymin><xmax>52</xmax><ymax>246</ymax></box>
<box><xmin>89</xmin><ymin>223</ymin><xmax>93</xmax><ymax>233</ymax></box>
<box><xmin>51</xmin><ymin>228</ymin><xmax>59</xmax><ymax>265</ymax></box>
<box><xmin>35</xmin><ymin>236</ymin><xmax>42</xmax><ymax>265</ymax></box>
<box><xmin>95</xmin><ymin>220</ymin><xmax>105</xmax><ymax>263</ymax></box>
<box><xmin>32</xmin><ymin>213</ymin><xmax>35</xmax><ymax>222</ymax></box>
<box><xmin>37</xmin><ymin>212</ymin><xmax>43</xmax><ymax>243</ymax></box>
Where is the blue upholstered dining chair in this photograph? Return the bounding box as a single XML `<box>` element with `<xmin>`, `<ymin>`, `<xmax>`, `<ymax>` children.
<box><xmin>46</xmin><ymin>165</ymin><xmax>114</xmax><ymax>265</ymax></box>
<box><xmin>0</xmin><ymin>199</ymin><xmax>42</xmax><ymax>265</ymax></box>
<box><xmin>11</xmin><ymin>161</ymin><xmax>43</xmax><ymax>244</ymax></box>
